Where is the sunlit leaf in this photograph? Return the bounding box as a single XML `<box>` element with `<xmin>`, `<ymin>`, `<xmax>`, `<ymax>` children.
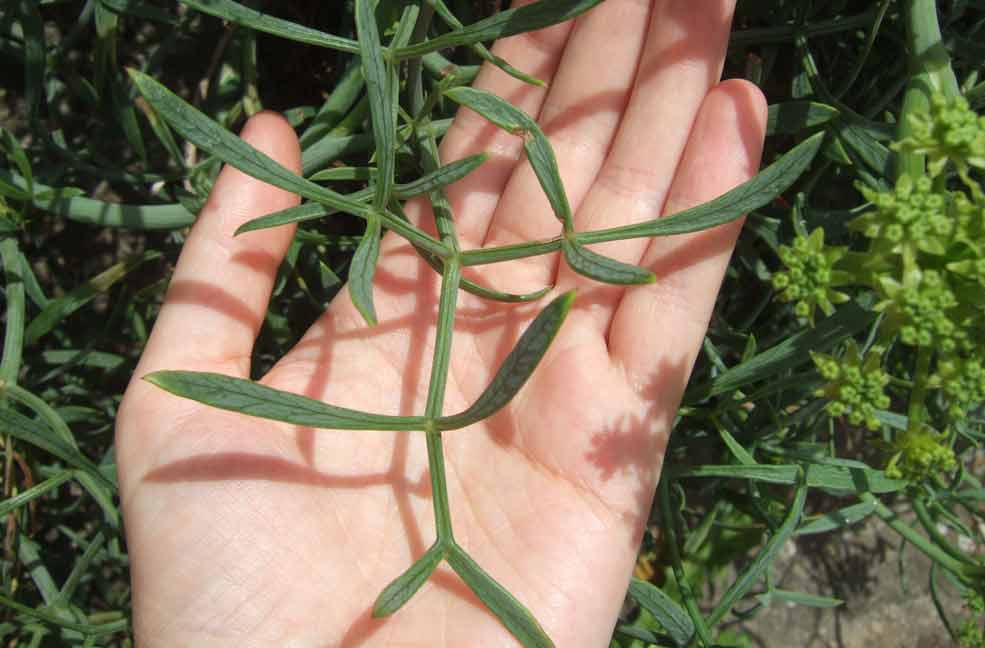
<box><xmin>438</xmin><ymin>292</ymin><xmax>574</xmax><ymax>430</ymax></box>
<box><xmin>144</xmin><ymin>371</ymin><xmax>428</xmax><ymax>431</ymax></box>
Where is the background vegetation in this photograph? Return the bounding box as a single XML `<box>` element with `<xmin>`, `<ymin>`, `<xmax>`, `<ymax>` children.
<box><xmin>0</xmin><ymin>0</ymin><xmax>983</xmax><ymax>646</ymax></box>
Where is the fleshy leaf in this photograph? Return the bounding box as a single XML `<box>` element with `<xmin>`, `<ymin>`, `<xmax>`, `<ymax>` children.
<box><xmin>355</xmin><ymin>0</ymin><xmax>394</xmax><ymax>209</ymax></box>
<box><xmin>348</xmin><ymin>213</ymin><xmax>381</xmax><ymax>326</ymax></box>
<box><xmin>628</xmin><ymin>579</ymin><xmax>695</xmax><ymax>647</ymax></box>
<box><xmin>179</xmin><ymin>0</ymin><xmax>359</xmax><ymax>53</ymax></box>
<box><xmin>373</xmin><ymin>543</ymin><xmax>445</xmax><ymax>617</ymax></box>
<box><xmin>393</xmin><ymin>0</ymin><xmax>604</xmax><ymax>59</ymax></box>
<box><xmin>445</xmin><ymin>545</ymin><xmax>554</xmax><ymax>648</ymax></box>
<box><xmin>576</xmin><ymin>133</ymin><xmax>826</xmax><ymax>244</ymax></box>
<box><xmin>561</xmin><ymin>238</ymin><xmax>655</xmax><ymax>285</ymax></box>
<box><xmin>144</xmin><ymin>371</ymin><xmax>428</xmax><ymax>431</ymax></box>
<box><xmin>445</xmin><ymin>86</ymin><xmax>574</xmax><ymax>230</ymax></box>
<box><xmin>437</xmin><ymin>292</ymin><xmax>574</xmax><ymax>430</ymax></box>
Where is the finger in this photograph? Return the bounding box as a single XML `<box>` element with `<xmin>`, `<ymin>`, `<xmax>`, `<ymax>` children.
<box><xmin>386</xmin><ymin>0</ymin><xmax>574</xmax><ymax>252</ymax></box>
<box><xmin>555</xmin><ymin>0</ymin><xmax>738</xmax><ymax>310</ymax></box>
<box><xmin>608</xmin><ymin>80</ymin><xmax>768</xmax><ymax>384</ymax></box>
<box><xmin>134</xmin><ymin>112</ymin><xmax>301</xmax><ymax>379</ymax></box>
<box><xmin>472</xmin><ymin>0</ymin><xmax>655</xmax><ymax>292</ymax></box>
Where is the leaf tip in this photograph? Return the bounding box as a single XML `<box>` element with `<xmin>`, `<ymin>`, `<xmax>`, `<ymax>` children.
<box><xmin>141</xmin><ymin>370</ymin><xmax>168</xmax><ymax>389</ymax></box>
<box><xmin>557</xmin><ymin>290</ymin><xmax>577</xmax><ymax>315</ymax></box>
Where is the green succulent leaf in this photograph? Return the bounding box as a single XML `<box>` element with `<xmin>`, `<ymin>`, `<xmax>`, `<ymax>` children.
<box><xmin>393</xmin><ymin>0</ymin><xmax>605</xmax><ymax>60</ymax></box>
<box><xmin>373</xmin><ymin>543</ymin><xmax>446</xmax><ymax>617</ymax></box>
<box><xmin>445</xmin><ymin>544</ymin><xmax>554</xmax><ymax>648</ymax></box>
<box><xmin>708</xmin><ymin>479</ymin><xmax>808</xmax><ymax>626</ymax></box>
<box><xmin>349</xmin><ymin>212</ymin><xmax>381</xmax><ymax>326</ymax></box>
<box><xmin>437</xmin><ymin>291</ymin><xmax>574</xmax><ymax>430</ymax></box>
<box><xmin>577</xmin><ymin>132</ymin><xmax>826</xmax><ymax>244</ymax></box>
<box><xmin>628</xmin><ymin>579</ymin><xmax>695</xmax><ymax>647</ymax></box>
<box><xmin>355</xmin><ymin>0</ymin><xmax>395</xmax><ymax>210</ymax></box>
<box><xmin>445</xmin><ymin>86</ymin><xmax>574</xmax><ymax>230</ymax></box>
<box><xmin>0</xmin><ymin>408</ymin><xmax>113</xmax><ymax>491</ymax></box>
<box><xmin>127</xmin><ymin>68</ymin><xmax>448</xmax><ymax>259</ymax></box>
<box><xmin>561</xmin><ymin>238</ymin><xmax>655</xmax><ymax>285</ymax></box>
<box><xmin>144</xmin><ymin>371</ymin><xmax>428</xmax><ymax>431</ymax></box>
<box><xmin>179</xmin><ymin>0</ymin><xmax>359</xmax><ymax>53</ymax></box>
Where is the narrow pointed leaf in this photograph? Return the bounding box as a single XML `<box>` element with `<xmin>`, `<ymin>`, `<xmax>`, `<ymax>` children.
<box><xmin>416</xmin><ymin>246</ymin><xmax>552</xmax><ymax>303</ymax></box>
<box><xmin>373</xmin><ymin>544</ymin><xmax>446</xmax><ymax>617</ymax></box>
<box><xmin>576</xmin><ymin>133</ymin><xmax>825</xmax><ymax>245</ymax></box>
<box><xmin>708</xmin><ymin>480</ymin><xmax>808</xmax><ymax>626</ymax></box>
<box><xmin>179</xmin><ymin>0</ymin><xmax>359</xmax><ymax>53</ymax></box>
<box><xmin>24</xmin><ymin>252</ymin><xmax>159</xmax><ymax>345</ymax></box>
<box><xmin>766</xmin><ymin>101</ymin><xmax>839</xmax><ymax>135</ymax></box>
<box><xmin>238</xmin><ymin>155</ymin><xmax>486</xmax><ymax>234</ymax></box>
<box><xmin>393</xmin><ymin>0</ymin><xmax>604</xmax><ymax>59</ymax></box>
<box><xmin>355</xmin><ymin>0</ymin><xmax>394</xmax><ymax>209</ymax></box>
<box><xmin>128</xmin><ymin>68</ymin><xmax>362</xmax><ymax>215</ymax></box>
<box><xmin>685</xmin><ymin>300</ymin><xmax>874</xmax><ymax>402</ymax></box>
<box><xmin>309</xmin><ymin>167</ymin><xmax>374</xmax><ymax>182</ymax></box>
<box><xmin>445</xmin><ymin>87</ymin><xmax>574</xmax><ymax>230</ymax></box>
<box><xmin>0</xmin><ymin>471</ymin><xmax>75</xmax><ymax>518</ymax></box>
<box><xmin>429</xmin><ymin>0</ymin><xmax>544</xmax><ymax>86</ymax></box>
<box><xmin>398</xmin><ymin>153</ymin><xmax>488</xmax><ymax>200</ymax></box>
<box><xmin>128</xmin><ymin>69</ymin><xmax>447</xmax><ymax>258</ymax></box>
<box><xmin>670</xmin><ymin>463</ymin><xmax>904</xmax><ymax>494</ymax></box>
<box><xmin>561</xmin><ymin>238</ymin><xmax>655</xmax><ymax>285</ymax></box>
<box><xmin>236</xmin><ymin>202</ymin><xmax>334</xmax><ymax>234</ymax></box>
<box><xmin>0</xmin><ymin>409</ymin><xmax>113</xmax><ymax>491</ymax></box>
<box><xmin>144</xmin><ymin>371</ymin><xmax>428</xmax><ymax>431</ymax></box>
<box><xmin>459</xmin><ymin>278</ymin><xmax>552</xmax><ymax>303</ymax></box>
<box><xmin>768</xmin><ymin>589</ymin><xmax>843</xmax><ymax>609</ymax></box>
<box><xmin>437</xmin><ymin>292</ymin><xmax>574</xmax><ymax>430</ymax></box>
<box><xmin>460</xmin><ymin>237</ymin><xmax>562</xmax><ymax>266</ymax></box>
<box><xmin>796</xmin><ymin>500</ymin><xmax>877</xmax><ymax>535</ymax></box>
<box><xmin>628</xmin><ymin>579</ymin><xmax>694</xmax><ymax>647</ymax></box>
<box><xmin>446</xmin><ymin>545</ymin><xmax>554</xmax><ymax>648</ymax></box>
<box><xmin>348</xmin><ymin>214</ymin><xmax>381</xmax><ymax>326</ymax></box>
<box><xmin>18</xmin><ymin>0</ymin><xmax>45</xmax><ymax>124</ymax></box>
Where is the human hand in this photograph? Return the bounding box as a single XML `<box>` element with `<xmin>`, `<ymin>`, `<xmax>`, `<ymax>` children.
<box><xmin>116</xmin><ymin>1</ymin><xmax>767</xmax><ymax>645</ymax></box>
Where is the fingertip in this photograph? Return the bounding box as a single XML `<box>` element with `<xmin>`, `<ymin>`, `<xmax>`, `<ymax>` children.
<box><xmin>703</xmin><ymin>79</ymin><xmax>768</xmax><ymax>173</ymax></box>
<box><xmin>238</xmin><ymin>110</ymin><xmax>302</xmax><ymax>175</ymax></box>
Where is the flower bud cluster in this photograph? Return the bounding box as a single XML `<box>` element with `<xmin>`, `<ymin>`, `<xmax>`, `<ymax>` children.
<box><xmin>854</xmin><ymin>174</ymin><xmax>954</xmax><ymax>257</ymax></box>
<box><xmin>936</xmin><ymin>355</ymin><xmax>985</xmax><ymax>420</ymax></box>
<box><xmin>885</xmin><ymin>425</ymin><xmax>957</xmax><ymax>482</ymax></box>
<box><xmin>811</xmin><ymin>342</ymin><xmax>890</xmax><ymax>431</ymax></box>
<box><xmin>895</xmin><ymin>93</ymin><xmax>985</xmax><ymax>176</ymax></box>
<box><xmin>877</xmin><ymin>270</ymin><xmax>969</xmax><ymax>353</ymax></box>
<box><xmin>771</xmin><ymin>228</ymin><xmax>849</xmax><ymax>323</ymax></box>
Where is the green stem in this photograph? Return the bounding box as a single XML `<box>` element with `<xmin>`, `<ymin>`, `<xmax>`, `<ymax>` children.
<box><xmin>912</xmin><ymin>498</ymin><xmax>983</xmax><ymax>568</ymax></box>
<box><xmin>896</xmin><ymin>0</ymin><xmax>960</xmax><ymax>179</ymax></box>
<box><xmin>659</xmin><ymin>479</ymin><xmax>714</xmax><ymax>646</ymax></box>
<box><xmin>424</xmin><ymin>260</ymin><xmax>461</xmax><ymax>541</ymax></box>
<box><xmin>407</xmin><ymin>5</ymin><xmax>435</xmax><ymax>120</ymax></box>
<box><xmin>907</xmin><ymin>345</ymin><xmax>933</xmax><ymax>430</ymax></box>
<box><xmin>1</xmin><ymin>236</ymin><xmax>25</xmax><ymax>387</ymax></box>
<box><xmin>865</xmin><ymin>493</ymin><xmax>985</xmax><ymax>580</ymax></box>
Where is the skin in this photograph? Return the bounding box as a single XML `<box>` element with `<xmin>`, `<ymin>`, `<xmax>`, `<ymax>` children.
<box><xmin>116</xmin><ymin>1</ymin><xmax>768</xmax><ymax>646</ymax></box>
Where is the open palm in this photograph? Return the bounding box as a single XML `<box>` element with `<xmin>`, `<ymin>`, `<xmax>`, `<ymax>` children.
<box><xmin>116</xmin><ymin>1</ymin><xmax>766</xmax><ymax>646</ymax></box>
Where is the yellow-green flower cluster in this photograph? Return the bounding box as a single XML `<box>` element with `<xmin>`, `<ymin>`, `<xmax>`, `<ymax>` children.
<box><xmin>812</xmin><ymin>341</ymin><xmax>890</xmax><ymax>431</ymax></box>
<box><xmin>895</xmin><ymin>93</ymin><xmax>985</xmax><ymax>176</ymax></box>
<box><xmin>877</xmin><ymin>269</ymin><xmax>969</xmax><ymax>352</ymax></box>
<box><xmin>772</xmin><ymin>228</ymin><xmax>849</xmax><ymax>323</ymax></box>
<box><xmin>885</xmin><ymin>426</ymin><xmax>958</xmax><ymax>482</ymax></box>
<box><xmin>854</xmin><ymin>174</ymin><xmax>954</xmax><ymax>256</ymax></box>
<box><xmin>936</xmin><ymin>355</ymin><xmax>985</xmax><ymax>420</ymax></box>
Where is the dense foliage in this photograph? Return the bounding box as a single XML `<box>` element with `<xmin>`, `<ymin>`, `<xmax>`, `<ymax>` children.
<box><xmin>1</xmin><ymin>1</ymin><xmax>983</xmax><ymax>646</ymax></box>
